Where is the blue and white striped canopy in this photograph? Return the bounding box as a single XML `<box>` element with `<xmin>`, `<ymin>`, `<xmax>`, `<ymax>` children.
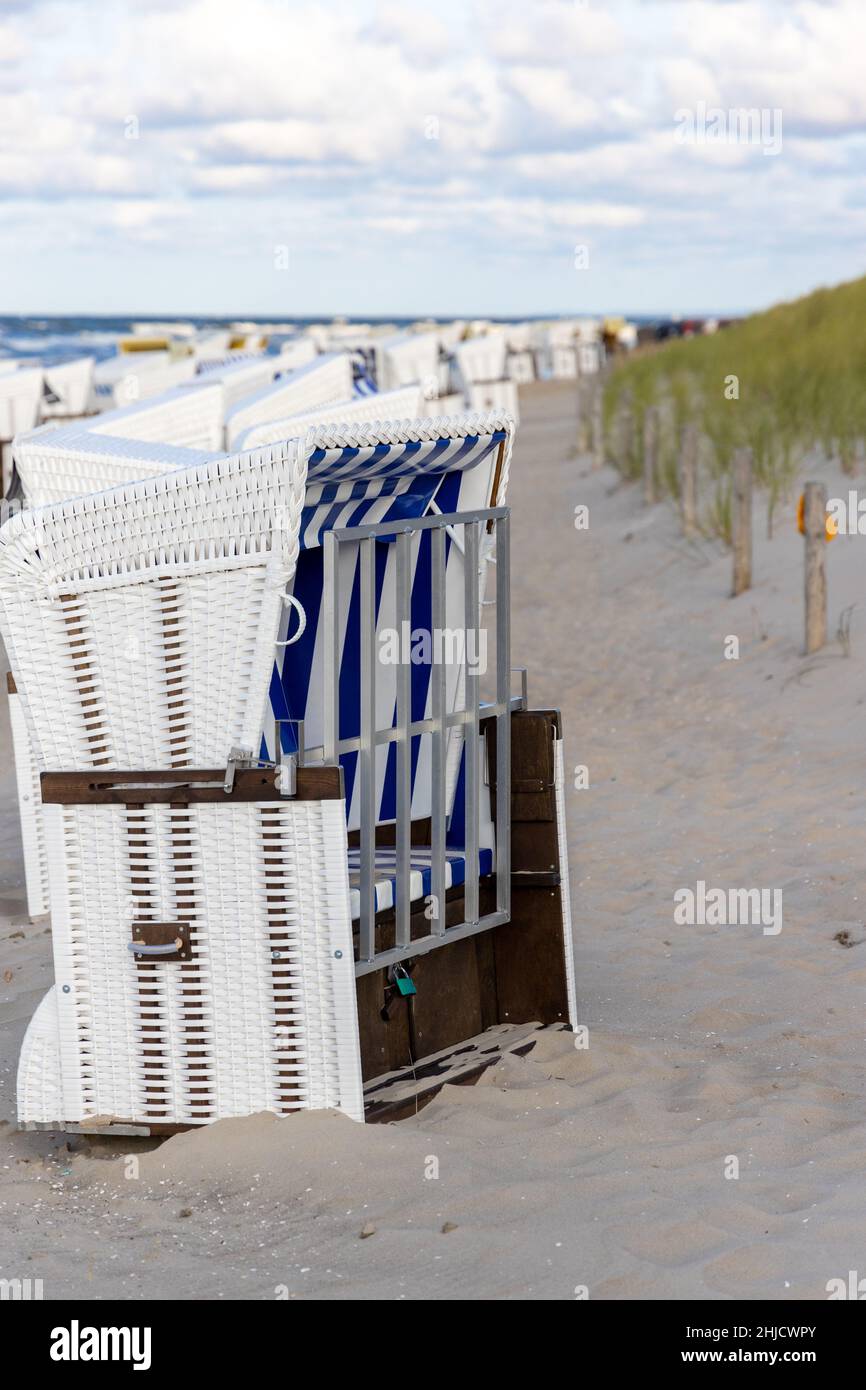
<box><xmin>262</xmin><ymin>423</ymin><xmax>508</xmax><ymax>834</ymax></box>
<box><xmin>299</xmin><ymin>431</ymin><xmax>504</xmax><ymax>551</ymax></box>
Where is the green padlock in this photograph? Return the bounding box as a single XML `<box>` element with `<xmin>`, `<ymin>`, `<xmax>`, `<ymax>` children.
<box><xmin>395</xmin><ymin>968</ymin><xmax>416</xmax><ymax>997</ymax></box>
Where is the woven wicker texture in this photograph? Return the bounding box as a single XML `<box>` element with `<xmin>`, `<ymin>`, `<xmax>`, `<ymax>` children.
<box><xmin>6</xmin><ymin>434</ymin><xmax>363</xmax><ymax>1127</ymax></box>
<box><xmin>8</xmin><ymin>690</ymin><xmax>49</xmax><ymax>916</ymax></box>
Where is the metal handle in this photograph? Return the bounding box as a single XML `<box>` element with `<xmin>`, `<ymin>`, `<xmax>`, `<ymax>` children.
<box><xmin>128</xmin><ymin>939</ymin><xmax>183</xmax><ymax>957</ymax></box>
<box><xmin>275</xmin><ymin>592</ymin><xmax>307</xmax><ymax>647</ymax></box>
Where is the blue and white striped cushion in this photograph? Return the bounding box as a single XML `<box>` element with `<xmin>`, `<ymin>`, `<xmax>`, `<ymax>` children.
<box><xmin>347</xmin><ymin>846</ymin><xmax>494</xmax><ymax>919</ymax></box>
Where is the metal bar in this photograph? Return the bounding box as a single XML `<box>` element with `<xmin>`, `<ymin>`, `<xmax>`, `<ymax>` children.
<box><xmin>301</xmin><ymin>700</ymin><xmax>524</xmax><ymax>760</ymax></box>
<box><xmin>463</xmin><ymin>519</ymin><xmax>480</xmax><ymax>924</ymax></box>
<box><xmin>395</xmin><ymin>529</ymin><xmax>412</xmax><ymax>950</ymax></box>
<box><xmin>296</xmin><ymin>697</ymin><xmax>518</xmax><ymax>760</ymax></box>
<box><xmin>430</xmin><ymin>524</ymin><xmax>447</xmax><ymax>936</ymax></box>
<box><xmin>495</xmin><ymin>514</ymin><xmax>511</xmax><ymax>917</ymax></box>
<box><xmin>333</xmin><ymin>506</ymin><xmax>507</xmax><ymax>543</ymax></box>
<box><xmin>355</xmin><ymin>910</ymin><xmax>511</xmax><ymax>977</ymax></box>
<box><xmin>323</xmin><ymin>532</ymin><xmax>339</xmax><ymax>766</ymax></box>
<box><xmin>358</xmin><ymin>537</ymin><xmax>377</xmax><ymax>962</ymax></box>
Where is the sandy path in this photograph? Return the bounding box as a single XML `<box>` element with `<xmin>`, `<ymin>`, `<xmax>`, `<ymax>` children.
<box><xmin>1</xmin><ymin>380</ymin><xmax>865</xmax><ymax>1300</ymax></box>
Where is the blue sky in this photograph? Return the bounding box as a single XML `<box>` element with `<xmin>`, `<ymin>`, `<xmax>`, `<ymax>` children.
<box><xmin>0</xmin><ymin>0</ymin><xmax>865</xmax><ymax>317</ymax></box>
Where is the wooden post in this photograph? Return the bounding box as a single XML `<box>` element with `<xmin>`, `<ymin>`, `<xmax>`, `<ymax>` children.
<box><xmin>591</xmin><ymin>378</ymin><xmax>604</xmax><ymax>470</ymax></box>
<box><xmin>731</xmin><ymin>446</ymin><xmax>752</xmax><ymax>596</ymax></box>
<box><xmin>575</xmin><ymin>377</ymin><xmax>585</xmax><ymax>454</ymax></box>
<box><xmin>679</xmin><ymin>421</ymin><xmax>698</xmax><ymax>536</ymax></box>
<box><xmin>643</xmin><ymin>406</ymin><xmax>657</xmax><ymax>504</ymax></box>
<box><xmin>618</xmin><ymin>399</ymin><xmax>632</xmax><ymax>475</ymax></box>
<box><xmin>804</xmin><ymin>481</ymin><xmax>827</xmax><ymax>654</ymax></box>
<box><xmin>576</xmin><ymin>377</ymin><xmax>591</xmax><ymax>455</ymax></box>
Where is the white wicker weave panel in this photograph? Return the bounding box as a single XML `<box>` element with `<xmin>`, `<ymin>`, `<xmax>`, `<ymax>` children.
<box><xmin>35</xmin><ymin>799</ymin><xmax>362</xmax><ymax>1127</ymax></box>
<box><xmin>14</xmin><ymin>429</ymin><xmax>218</xmax><ymax>509</ymax></box>
<box><xmin>225</xmin><ymin>355</ymin><xmax>353</xmax><ymax>448</ymax></box>
<box><xmin>198</xmin><ymin>800</ymin><xmax>362</xmax><ymax>1120</ymax></box>
<box><xmin>91</xmin><ymin>383</ymin><xmax>224</xmax><ymax>452</ymax></box>
<box><xmin>2</xmin><ymin>590</ymin><xmax>106</xmax><ymax>772</ymax></box>
<box><xmin>69</xmin><ymin>567</ymin><xmax>282</xmax><ymax>769</ymax></box>
<box><xmin>17</xmin><ymin>988</ymin><xmax>62</xmax><ymax>1124</ymax></box>
<box><xmin>0</xmin><ymin>444</ymin><xmax>306</xmax><ymax>773</ymax></box>
<box><xmin>8</xmin><ymin>688</ymin><xmax>49</xmax><ymax>917</ymax></box>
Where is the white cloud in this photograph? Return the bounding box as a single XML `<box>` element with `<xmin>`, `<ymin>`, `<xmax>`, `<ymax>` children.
<box><xmin>1</xmin><ymin>0</ymin><xmax>865</xmax><ymax>314</ymax></box>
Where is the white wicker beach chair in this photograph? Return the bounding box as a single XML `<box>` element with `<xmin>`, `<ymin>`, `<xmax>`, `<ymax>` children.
<box><xmin>40</xmin><ymin>357</ymin><xmax>96</xmax><ymax>420</ymax></box>
<box><xmin>3</xmin><ymin>439</ymin><xmax>364</xmax><ymax>1128</ymax></box>
<box><xmin>4</xmin><ymin>408</ymin><xmax>577</xmax><ymax>1130</ymax></box>
<box><xmin>0</xmin><ymin>366</ymin><xmax>44</xmax><ymax>438</ymax></box>
<box><xmin>194</xmin><ymin>354</ymin><xmax>281</xmax><ymax>413</ymax></box>
<box><xmin>466</xmin><ymin>380</ymin><xmax>520</xmax><ymax>422</ymax></box>
<box><xmin>453</xmin><ymin>331</ymin><xmax>508</xmax><ymax>386</ymax></box>
<box><xmin>224</xmin><ymin>353</ymin><xmax>353</xmax><ymax>450</ymax></box>
<box><xmin>93</xmin><ymin>351</ymin><xmax>198</xmax><ymax>408</ymax></box>
<box><xmin>278</xmin><ymin>337</ymin><xmax>318</xmax><ymax>371</ymax></box>
<box><xmin>374</xmin><ymin>332</ymin><xmax>440</xmax><ymax>394</ymax></box>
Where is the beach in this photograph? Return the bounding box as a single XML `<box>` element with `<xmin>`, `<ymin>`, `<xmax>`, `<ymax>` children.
<box><xmin>2</xmin><ymin>377</ymin><xmax>865</xmax><ymax>1301</ymax></box>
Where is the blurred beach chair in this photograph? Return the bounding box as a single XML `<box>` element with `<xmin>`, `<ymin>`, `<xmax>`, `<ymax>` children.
<box><xmin>40</xmin><ymin>357</ymin><xmax>96</xmax><ymax>421</ymax></box>
<box><xmin>2</xmin><ymin>409</ymin><xmax>576</xmax><ymax>1131</ymax></box>
<box><xmin>278</xmin><ymin>337</ymin><xmax>319</xmax><ymax>371</ymax></box>
<box><xmin>12</xmin><ymin>383</ymin><xmax>224</xmax><ymax>507</ymax></box>
<box><xmin>0</xmin><ymin>365</ymin><xmax>49</xmax><ymax>495</ymax></box>
<box><xmin>0</xmin><ymin>366</ymin><xmax>52</xmax><ymax>439</ymax></box>
<box><xmin>374</xmin><ymin>332</ymin><xmax>440</xmax><ymax>395</ymax></box>
<box><xmin>224</xmin><ymin>353</ymin><xmax>353</xmax><ymax>449</ymax></box>
<box><xmin>93</xmin><ymin>350</ymin><xmax>198</xmax><ymax>408</ymax></box>
<box><xmin>451</xmin><ymin>331</ymin><xmax>520</xmax><ymax>423</ymax></box>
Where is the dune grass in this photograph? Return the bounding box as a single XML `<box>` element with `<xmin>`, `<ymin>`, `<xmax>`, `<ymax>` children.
<box><xmin>603</xmin><ymin>275</ymin><xmax>866</xmax><ymax>539</ymax></box>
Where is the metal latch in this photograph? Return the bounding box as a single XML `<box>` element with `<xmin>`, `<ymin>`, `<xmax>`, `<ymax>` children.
<box><xmin>275</xmin><ymin>754</ymin><xmax>298</xmax><ymax>797</ymax></box>
<box><xmin>224</xmin><ymin>746</ymin><xmax>255</xmax><ymax>793</ymax></box>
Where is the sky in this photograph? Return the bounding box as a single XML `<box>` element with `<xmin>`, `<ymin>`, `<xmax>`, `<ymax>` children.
<box><xmin>0</xmin><ymin>0</ymin><xmax>864</xmax><ymax>318</ymax></box>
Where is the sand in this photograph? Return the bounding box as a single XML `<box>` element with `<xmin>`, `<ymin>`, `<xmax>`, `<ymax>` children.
<box><xmin>2</xmin><ymin>379</ymin><xmax>865</xmax><ymax>1300</ymax></box>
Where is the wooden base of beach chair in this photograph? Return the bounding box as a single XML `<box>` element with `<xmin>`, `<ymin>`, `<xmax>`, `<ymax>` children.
<box><xmin>356</xmin><ymin>708</ymin><xmax>576</xmax><ymax>1086</ymax></box>
<box><xmin>17</xmin><ymin>710</ymin><xmax>575</xmax><ymax>1136</ymax></box>
<box><xmin>20</xmin><ymin>1022</ymin><xmax>566</xmax><ymax>1135</ymax></box>
<box><xmin>363</xmin><ymin>1021</ymin><xmax>569</xmax><ymax>1123</ymax></box>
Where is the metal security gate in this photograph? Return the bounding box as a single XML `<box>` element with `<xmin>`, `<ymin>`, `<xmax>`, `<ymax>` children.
<box><xmin>322</xmin><ymin>506</ymin><xmax>512</xmax><ymax>975</ymax></box>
